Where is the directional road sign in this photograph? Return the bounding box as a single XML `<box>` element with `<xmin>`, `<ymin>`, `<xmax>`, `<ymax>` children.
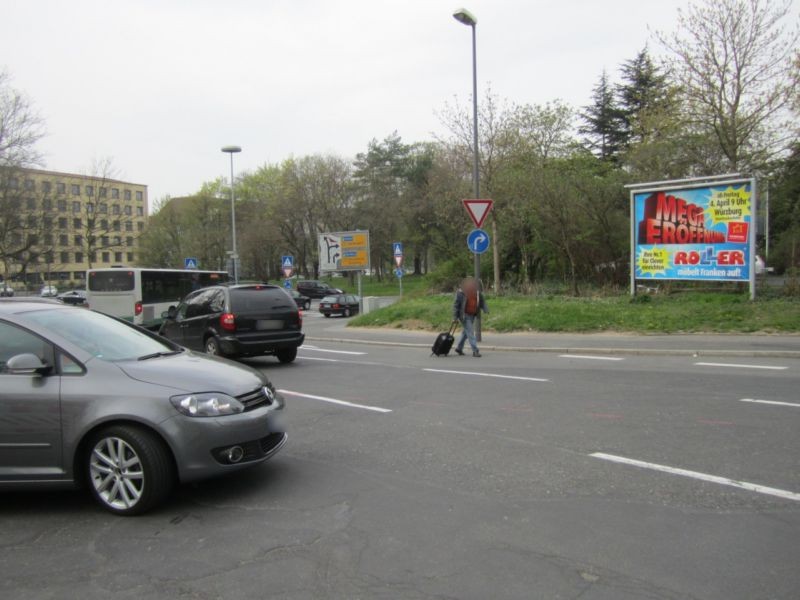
<box><xmin>184</xmin><ymin>257</ymin><xmax>198</xmax><ymax>269</ymax></box>
<box><xmin>462</xmin><ymin>199</ymin><xmax>493</xmax><ymax>228</ymax></box>
<box><xmin>395</xmin><ymin>268</ymin><xmax>404</xmax><ymax>278</ymax></box>
<box><xmin>467</xmin><ymin>229</ymin><xmax>490</xmax><ymax>254</ymax></box>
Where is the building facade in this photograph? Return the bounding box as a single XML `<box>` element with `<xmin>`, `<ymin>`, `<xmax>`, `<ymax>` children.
<box><xmin>0</xmin><ymin>168</ymin><xmax>148</xmax><ymax>289</ymax></box>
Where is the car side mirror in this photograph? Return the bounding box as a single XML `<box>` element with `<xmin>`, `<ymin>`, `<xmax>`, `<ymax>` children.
<box><xmin>162</xmin><ymin>306</ymin><xmax>177</xmax><ymax>319</ymax></box>
<box><xmin>6</xmin><ymin>353</ymin><xmax>51</xmax><ymax>376</ymax></box>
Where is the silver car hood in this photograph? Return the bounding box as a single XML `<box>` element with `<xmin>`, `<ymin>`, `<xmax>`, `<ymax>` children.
<box><xmin>116</xmin><ymin>351</ymin><xmax>266</xmax><ymax>396</ymax></box>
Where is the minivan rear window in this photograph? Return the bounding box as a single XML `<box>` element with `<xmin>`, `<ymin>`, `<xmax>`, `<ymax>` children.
<box><xmin>230</xmin><ymin>287</ymin><xmax>293</xmax><ymax>312</ymax></box>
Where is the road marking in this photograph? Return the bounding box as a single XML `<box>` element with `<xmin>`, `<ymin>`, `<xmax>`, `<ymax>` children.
<box><xmin>423</xmin><ymin>368</ymin><xmax>548</xmax><ymax>382</ymax></box>
<box><xmin>559</xmin><ymin>355</ymin><xmax>623</xmax><ymax>361</ymax></box>
<box><xmin>740</xmin><ymin>398</ymin><xmax>800</xmax><ymax>408</ymax></box>
<box><xmin>591</xmin><ymin>452</ymin><xmax>800</xmax><ymax>502</ymax></box>
<box><xmin>298</xmin><ymin>356</ymin><xmax>342</xmax><ymax>363</ymax></box>
<box><xmin>278</xmin><ymin>389</ymin><xmax>392</xmax><ymax>413</ymax></box>
<box><xmin>694</xmin><ymin>362</ymin><xmax>787</xmax><ymax>370</ymax></box>
<box><xmin>300</xmin><ymin>345</ymin><xmax>366</xmax><ymax>355</ymax></box>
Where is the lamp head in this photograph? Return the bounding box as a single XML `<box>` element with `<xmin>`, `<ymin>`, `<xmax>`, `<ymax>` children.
<box><xmin>453</xmin><ymin>8</ymin><xmax>477</xmax><ymax>26</ymax></box>
<box><xmin>221</xmin><ymin>146</ymin><xmax>242</xmax><ymax>154</ymax></box>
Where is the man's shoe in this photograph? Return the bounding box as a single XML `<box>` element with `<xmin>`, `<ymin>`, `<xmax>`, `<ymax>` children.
<box><xmin>472</xmin><ymin>351</ymin><xmax>481</xmax><ymax>357</ymax></box>
<box><xmin>455</xmin><ymin>348</ymin><xmax>465</xmax><ymax>356</ymax></box>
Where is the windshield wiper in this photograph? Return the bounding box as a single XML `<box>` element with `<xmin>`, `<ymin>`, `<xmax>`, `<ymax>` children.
<box><xmin>137</xmin><ymin>349</ymin><xmax>184</xmax><ymax>361</ymax></box>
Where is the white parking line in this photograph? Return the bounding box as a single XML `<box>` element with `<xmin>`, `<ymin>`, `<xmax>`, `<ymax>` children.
<box><xmin>298</xmin><ymin>356</ymin><xmax>342</xmax><ymax>363</ymax></box>
<box><xmin>423</xmin><ymin>368</ymin><xmax>548</xmax><ymax>382</ymax></box>
<box><xmin>559</xmin><ymin>355</ymin><xmax>624</xmax><ymax>361</ymax></box>
<box><xmin>740</xmin><ymin>398</ymin><xmax>800</xmax><ymax>408</ymax></box>
<box><xmin>694</xmin><ymin>362</ymin><xmax>787</xmax><ymax>370</ymax></box>
<box><xmin>591</xmin><ymin>452</ymin><xmax>800</xmax><ymax>502</ymax></box>
<box><xmin>300</xmin><ymin>346</ymin><xmax>366</xmax><ymax>355</ymax></box>
<box><xmin>278</xmin><ymin>389</ymin><xmax>392</xmax><ymax>413</ymax></box>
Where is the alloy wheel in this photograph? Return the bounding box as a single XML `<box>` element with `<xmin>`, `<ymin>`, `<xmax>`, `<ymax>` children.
<box><xmin>89</xmin><ymin>436</ymin><xmax>144</xmax><ymax>511</ymax></box>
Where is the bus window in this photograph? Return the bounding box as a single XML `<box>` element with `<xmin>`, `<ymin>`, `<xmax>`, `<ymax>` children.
<box><xmin>88</xmin><ymin>271</ymin><xmax>134</xmax><ymax>292</ymax></box>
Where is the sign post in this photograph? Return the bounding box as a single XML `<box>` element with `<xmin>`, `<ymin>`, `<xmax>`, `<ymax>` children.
<box><xmin>393</xmin><ymin>242</ymin><xmax>404</xmax><ymax>298</ymax></box>
<box><xmin>462</xmin><ymin>200</ymin><xmax>493</xmax><ymax>341</ymax></box>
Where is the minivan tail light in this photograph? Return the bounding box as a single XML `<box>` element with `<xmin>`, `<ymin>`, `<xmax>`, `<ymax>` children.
<box><xmin>298</xmin><ymin>310</ymin><xmax>303</xmax><ymax>328</ymax></box>
<box><xmin>333</xmin><ymin>303</ymin><xmax>340</xmax><ymax>309</ymax></box>
<box><xmin>220</xmin><ymin>312</ymin><xmax>236</xmax><ymax>331</ymax></box>
<box><xmin>134</xmin><ymin>301</ymin><xmax>143</xmax><ymax>316</ymax></box>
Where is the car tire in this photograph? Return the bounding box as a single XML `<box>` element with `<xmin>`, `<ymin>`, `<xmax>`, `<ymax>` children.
<box><xmin>305</xmin><ymin>301</ymin><xmax>311</xmax><ymax>310</ymax></box>
<box><xmin>323</xmin><ymin>313</ymin><xmax>330</xmax><ymax>318</ymax></box>
<box><xmin>204</xmin><ymin>335</ymin><xmax>224</xmax><ymax>357</ymax></box>
<box><xmin>86</xmin><ymin>425</ymin><xmax>174</xmax><ymax>516</ymax></box>
<box><xmin>343</xmin><ymin>308</ymin><xmax>351</xmax><ymax>317</ymax></box>
<box><xmin>276</xmin><ymin>347</ymin><xmax>297</xmax><ymax>363</ymax></box>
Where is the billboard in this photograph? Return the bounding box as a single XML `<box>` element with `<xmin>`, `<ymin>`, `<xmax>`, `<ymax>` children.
<box><xmin>318</xmin><ymin>231</ymin><xmax>370</xmax><ymax>272</ymax></box>
<box><xmin>632</xmin><ymin>179</ymin><xmax>755</xmax><ymax>282</ymax></box>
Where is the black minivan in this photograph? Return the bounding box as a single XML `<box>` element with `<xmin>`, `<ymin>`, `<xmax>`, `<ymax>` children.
<box><xmin>297</xmin><ymin>280</ymin><xmax>344</xmax><ymax>299</ymax></box>
<box><xmin>159</xmin><ymin>284</ymin><xmax>304</xmax><ymax>362</ymax></box>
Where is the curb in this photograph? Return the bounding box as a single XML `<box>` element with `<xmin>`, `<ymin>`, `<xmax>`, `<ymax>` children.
<box><xmin>305</xmin><ymin>336</ymin><xmax>800</xmax><ymax>359</ymax></box>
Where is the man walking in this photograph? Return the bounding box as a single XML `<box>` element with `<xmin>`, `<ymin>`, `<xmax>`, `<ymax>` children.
<box><xmin>452</xmin><ymin>277</ymin><xmax>488</xmax><ymax>357</ymax></box>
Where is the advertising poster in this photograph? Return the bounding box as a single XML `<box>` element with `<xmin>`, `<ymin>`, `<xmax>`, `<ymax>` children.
<box><xmin>633</xmin><ymin>181</ymin><xmax>754</xmax><ymax>281</ymax></box>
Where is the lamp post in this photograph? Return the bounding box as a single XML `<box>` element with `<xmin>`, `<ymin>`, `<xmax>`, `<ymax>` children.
<box><xmin>221</xmin><ymin>145</ymin><xmax>241</xmax><ymax>283</ymax></box>
<box><xmin>453</xmin><ymin>7</ymin><xmax>482</xmax><ymax>341</ymax></box>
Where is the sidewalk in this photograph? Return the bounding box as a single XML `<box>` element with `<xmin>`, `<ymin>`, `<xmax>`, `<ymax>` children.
<box><xmin>306</xmin><ymin>325</ymin><xmax>800</xmax><ymax>358</ymax></box>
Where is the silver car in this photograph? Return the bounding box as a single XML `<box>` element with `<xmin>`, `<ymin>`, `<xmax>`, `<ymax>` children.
<box><xmin>0</xmin><ymin>299</ymin><xmax>286</xmax><ymax>515</ymax></box>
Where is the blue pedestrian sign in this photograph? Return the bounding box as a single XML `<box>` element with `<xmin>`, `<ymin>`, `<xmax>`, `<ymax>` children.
<box><xmin>184</xmin><ymin>257</ymin><xmax>198</xmax><ymax>269</ymax></box>
<box><xmin>467</xmin><ymin>229</ymin><xmax>490</xmax><ymax>254</ymax></box>
<box><xmin>393</xmin><ymin>242</ymin><xmax>403</xmax><ymax>256</ymax></box>
<box><xmin>283</xmin><ymin>279</ymin><xmax>292</xmax><ymax>290</ymax></box>
<box><xmin>281</xmin><ymin>255</ymin><xmax>294</xmax><ymax>268</ymax></box>
<box><xmin>395</xmin><ymin>268</ymin><xmax>404</xmax><ymax>278</ymax></box>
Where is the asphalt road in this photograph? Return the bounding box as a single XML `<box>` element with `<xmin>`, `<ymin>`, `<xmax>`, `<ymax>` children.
<box><xmin>2</xmin><ymin>307</ymin><xmax>799</xmax><ymax>599</ymax></box>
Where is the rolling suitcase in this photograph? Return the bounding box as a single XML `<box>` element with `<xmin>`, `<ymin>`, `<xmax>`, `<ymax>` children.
<box><xmin>431</xmin><ymin>321</ymin><xmax>458</xmax><ymax>356</ymax></box>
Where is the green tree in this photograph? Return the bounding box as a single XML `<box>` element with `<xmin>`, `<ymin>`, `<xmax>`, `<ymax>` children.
<box><xmin>579</xmin><ymin>70</ymin><xmax>628</xmax><ymax>163</ymax></box>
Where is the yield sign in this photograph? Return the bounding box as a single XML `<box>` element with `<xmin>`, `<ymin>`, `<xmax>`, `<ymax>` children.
<box><xmin>462</xmin><ymin>199</ymin><xmax>493</xmax><ymax>228</ymax></box>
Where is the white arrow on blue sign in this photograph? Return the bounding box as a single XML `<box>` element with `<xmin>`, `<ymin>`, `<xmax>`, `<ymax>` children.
<box><xmin>184</xmin><ymin>257</ymin><xmax>198</xmax><ymax>269</ymax></box>
<box><xmin>467</xmin><ymin>229</ymin><xmax>490</xmax><ymax>254</ymax></box>
<box><xmin>281</xmin><ymin>255</ymin><xmax>294</xmax><ymax>268</ymax></box>
<box><xmin>395</xmin><ymin>268</ymin><xmax>404</xmax><ymax>278</ymax></box>
<box><xmin>393</xmin><ymin>242</ymin><xmax>403</xmax><ymax>256</ymax></box>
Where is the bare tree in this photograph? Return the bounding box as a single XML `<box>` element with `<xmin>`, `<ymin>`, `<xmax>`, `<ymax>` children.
<box><xmin>0</xmin><ymin>70</ymin><xmax>44</xmax><ymax>169</ymax></box>
<box><xmin>658</xmin><ymin>0</ymin><xmax>799</xmax><ymax>170</ymax></box>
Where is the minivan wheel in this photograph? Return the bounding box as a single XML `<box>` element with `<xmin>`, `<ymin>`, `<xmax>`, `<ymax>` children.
<box><xmin>86</xmin><ymin>425</ymin><xmax>174</xmax><ymax>516</ymax></box>
<box><xmin>205</xmin><ymin>336</ymin><xmax>223</xmax><ymax>356</ymax></box>
<box><xmin>343</xmin><ymin>308</ymin><xmax>351</xmax><ymax>317</ymax></box>
<box><xmin>304</xmin><ymin>301</ymin><xmax>311</xmax><ymax>310</ymax></box>
<box><xmin>276</xmin><ymin>347</ymin><xmax>297</xmax><ymax>363</ymax></box>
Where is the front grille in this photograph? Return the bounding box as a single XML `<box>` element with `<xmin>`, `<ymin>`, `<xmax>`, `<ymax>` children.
<box><xmin>237</xmin><ymin>386</ymin><xmax>274</xmax><ymax>412</ymax></box>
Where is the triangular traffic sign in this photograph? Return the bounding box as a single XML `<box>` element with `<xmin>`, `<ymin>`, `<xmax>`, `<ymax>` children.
<box><xmin>282</xmin><ymin>267</ymin><xmax>293</xmax><ymax>278</ymax></box>
<box><xmin>394</xmin><ymin>255</ymin><xmax>403</xmax><ymax>267</ymax></box>
<box><xmin>462</xmin><ymin>199</ymin><xmax>493</xmax><ymax>228</ymax></box>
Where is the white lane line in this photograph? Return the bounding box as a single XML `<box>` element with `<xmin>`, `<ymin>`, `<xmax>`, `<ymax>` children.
<box><xmin>301</xmin><ymin>346</ymin><xmax>366</xmax><ymax>355</ymax></box>
<box><xmin>278</xmin><ymin>389</ymin><xmax>392</xmax><ymax>413</ymax></box>
<box><xmin>298</xmin><ymin>356</ymin><xmax>342</xmax><ymax>363</ymax></box>
<box><xmin>591</xmin><ymin>452</ymin><xmax>800</xmax><ymax>503</ymax></box>
<box><xmin>740</xmin><ymin>398</ymin><xmax>800</xmax><ymax>408</ymax></box>
<box><xmin>559</xmin><ymin>354</ymin><xmax>624</xmax><ymax>361</ymax></box>
<box><xmin>694</xmin><ymin>362</ymin><xmax>787</xmax><ymax>371</ymax></box>
<box><xmin>423</xmin><ymin>368</ymin><xmax>548</xmax><ymax>382</ymax></box>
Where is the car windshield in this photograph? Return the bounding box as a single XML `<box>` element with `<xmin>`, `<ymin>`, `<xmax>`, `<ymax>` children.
<box><xmin>23</xmin><ymin>308</ymin><xmax>176</xmax><ymax>361</ymax></box>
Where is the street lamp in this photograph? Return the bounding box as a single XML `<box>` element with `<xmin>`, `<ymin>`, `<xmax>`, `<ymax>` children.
<box><xmin>221</xmin><ymin>145</ymin><xmax>241</xmax><ymax>284</ymax></box>
<box><xmin>452</xmin><ymin>7</ymin><xmax>482</xmax><ymax>341</ymax></box>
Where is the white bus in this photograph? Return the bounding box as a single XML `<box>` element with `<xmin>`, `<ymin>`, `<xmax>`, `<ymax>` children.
<box><xmin>86</xmin><ymin>268</ymin><xmax>229</xmax><ymax>329</ymax></box>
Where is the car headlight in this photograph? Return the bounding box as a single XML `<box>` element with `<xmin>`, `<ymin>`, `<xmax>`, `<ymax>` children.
<box><xmin>170</xmin><ymin>392</ymin><xmax>244</xmax><ymax>417</ymax></box>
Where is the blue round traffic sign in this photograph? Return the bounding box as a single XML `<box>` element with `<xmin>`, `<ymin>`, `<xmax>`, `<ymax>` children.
<box><xmin>467</xmin><ymin>229</ymin><xmax>490</xmax><ymax>254</ymax></box>
<box><xmin>395</xmin><ymin>268</ymin><xmax>404</xmax><ymax>278</ymax></box>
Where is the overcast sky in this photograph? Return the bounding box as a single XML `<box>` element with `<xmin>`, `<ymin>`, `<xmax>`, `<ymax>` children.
<box><xmin>1</xmin><ymin>0</ymin><xmax>733</xmax><ymax>204</ymax></box>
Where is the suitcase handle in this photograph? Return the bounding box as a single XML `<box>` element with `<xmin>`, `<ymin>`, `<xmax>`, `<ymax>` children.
<box><xmin>449</xmin><ymin>321</ymin><xmax>458</xmax><ymax>335</ymax></box>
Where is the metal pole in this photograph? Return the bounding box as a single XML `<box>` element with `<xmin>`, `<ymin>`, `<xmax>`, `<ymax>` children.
<box><xmin>765</xmin><ymin>181</ymin><xmax>770</xmax><ymax>262</ymax></box>
<box><xmin>229</xmin><ymin>152</ymin><xmax>238</xmax><ymax>284</ymax></box>
<box><xmin>470</xmin><ymin>22</ymin><xmax>482</xmax><ymax>342</ymax></box>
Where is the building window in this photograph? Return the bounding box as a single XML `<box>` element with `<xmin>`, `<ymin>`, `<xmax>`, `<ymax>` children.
<box><xmin>102</xmin><ymin>252</ymin><xmax>110</xmax><ymax>263</ymax></box>
<box><xmin>99</xmin><ymin>187</ymin><xmax>107</xmax><ymax>198</ymax></box>
<box><xmin>41</xmin><ymin>181</ymin><xmax>52</xmax><ymax>194</ymax></box>
<box><xmin>26</xmin><ymin>197</ymin><xmax>37</xmax><ymax>210</ymax></box>
<box><xmin>111</xmin><ymin>188</ymin><xmax>119</xmax><ymax>199</ymax></box>
<box><xmin>72</xmin><ymin>201</ymin><xmax>81</xmax><ymax>213</ymax></box>
<box><xmin>24</xmin><ymin>179</ymin><xmax>35</xmax><ymax>191</ymax></box>
<box><xmin>44</xmin><ymin>233</ymin><xmax>53</xmax><ymax>245</ymax></box>
<box><xmin>74</xmin><ymin>270</ymin><xmax>85</xmax><ymax>278</ymax></box>
<box><xmin>114</xmin><ymin>252</ymin><xmax>123</xmax><ymax>262</ymax></box>
<box><xmin>60</xmin><ymin>251</ymin><xmax>70</xmax><ymax>263</ymax></box>
<box><xmin>100</xmin><ymin>219</ymin><xmax>108</xmax><ymax>229</ymax></box>
<box><xmin>101</xmin><ymin>236</ymin><xmax>110</xmax><ymax>246</ymax></box>
<box><xmin>75</xmin><ymin>235</ymin><xmax>82</xmax><ymax>246</ymax></box>
<box><xmin>58</xmin><ymin>199</ymin><xmax>67</xmax><ymax>211</ymax></box>
<box><xmin>43</xmin><ymin>198</ymin><xmax>52</xmax><ymax>210</ymax></box>
<box><xmin>89</xmin><ymin>252</ymin><xmax>96</xmax><ymax>263</ymax></box>
<box><xmin>9</xmin><ymin>177</ymin><xmax>19</xmax><ymax>189</ymax></box>
<box><xmin>127</xmin><ymin>253</ymin><xmax>134</xmax><ymax>262</ymax></box>
<box><xmin>99</xmin><ymin>203</ymin><xmax>107</xmax><ymax>213</ymax></box>
<box><xmin>58</xmin><ymin>217</ymin><xmax>68</xmax><ymax>229</ymax></box>
<box><xmin>85</xmin><ymin>185</ymin><xmax>94</xmax><ymax>196</ymax></box>
<box><xmin>56</xmin><ymin>182</ymin><xmax>66</xmax><ymax>194</ymax></box>
<box><xmin>124</xmin><ymin>189</ymin><xmax>132</xmax><ymax>201</ymax></box>
<box><xmin>71</xmin><ymin>184</ymin><xmax>80</xmax><ymax>196</ymax></box>
<box><xmin>27</xmin><ymin>215</ymin><xmax>38</xmax><ymax>228</ymax></box>
<box><xmin>73</xmin><ymin>218</ymin><xmax>82</xmax><ymax>229</ymax></box>
<box><xmin>43</xmin><ymin>216</ymin><xmax>53</xmax><ymax>228</ymax></box>
<box><xmin>135</xmin><ymin>190</ymin><xmax>143</xmax><ymax>201</ymax></box>
<box><xmin>126</xmin><ymin>236</ymin><xmax>133</xmax><ymax>247</ymax></box>
<box><xmin>59</xmin><ymin>234</ymin><xmax>69</xmax><ymax>246</ymax></box>
<box><xmin>112</xmin><ymin>205</ymin><xmax>120</xmax><ymax>215</ymax></box>
<box><xmin>136</xmin><ymin>206</ymin><xmax>144</xmax><ymax>216</ymax></box>
<box><xmin>86</xmin><ymin>203</ymin><xmax>94</xmax><ymax>213</ymax></box>
<box><xmin>137</xmin><ymin>222</ymin><xmax>144</xmax><ymax>232</ymax></box>
<box><xmin>113</xmin><ymin>220</ymin><xmax>121</xmax><ymax>232</ymax></box>
<box><xmin>113</xmin><ymin>236</ymin><xmax>121</xmax><ymax>246</ymax></box>
<box><xmin>124</xmin><ymin>221</ymin><xmax>133</xmax><ymax>232</ymax></box>
<box><xmin>124</xmin><ymin>205</ymin><xmax>132</xmax><ymax>216</ymax></box>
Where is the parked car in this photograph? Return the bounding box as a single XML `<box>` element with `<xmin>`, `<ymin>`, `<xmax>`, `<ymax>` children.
<box><xmin>288</xmin><ymin>289</ymin><xmax>312</xmax><ymax>310</ymax></box>
<box><xmin>57</xmin><ymin>289</ymin><xmax>87</xmax><ymax>305</ymax></box>
<box><xmin>39</xmin><ymin>285</ymin><xmax>58</xmax><ymax>297</ymax></box>
<box><xmin>297</xmin><ymin>280</ymin><xmax>344</xmax><ymax>299</ymax></box>
<box><xmin>319</xmin><ymin>294</ymin><xmax>360</xmax><ymax>318</ymax></box>
<box><xmin>0</xmin><ymin>283</ymin><xmax>14</xmax><ymax>297</ymax></box>
<box><xmin>0</xmin><ymin>297</ymin><xmax>286</xmax><ymax>515</ymax></box>
<box><xmin>159</xmin><ymin>283</ymin><xmax>304</xmax><ymax>363</ymax></box>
